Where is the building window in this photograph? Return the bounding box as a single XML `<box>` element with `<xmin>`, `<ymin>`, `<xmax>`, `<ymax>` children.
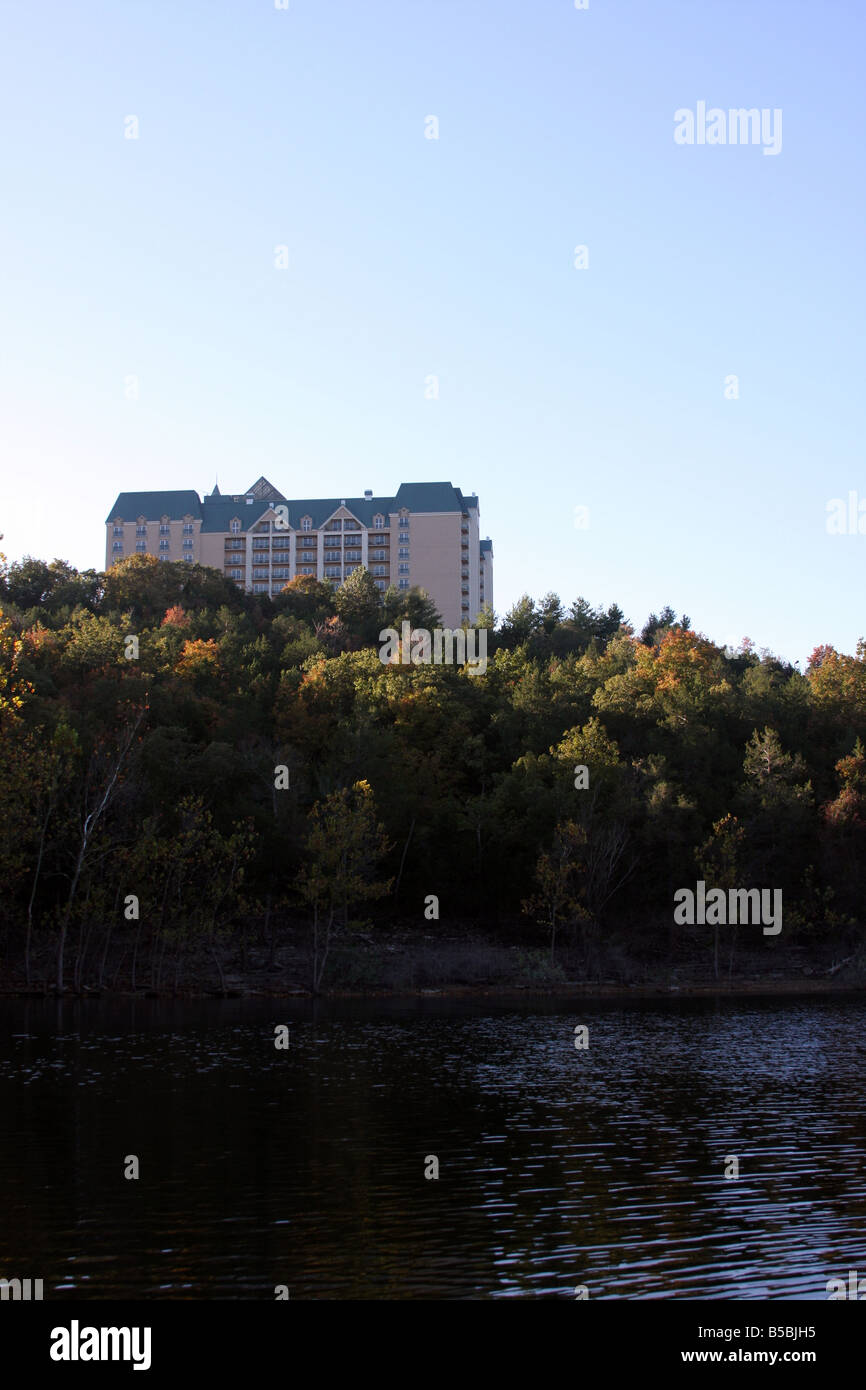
<box><xmin>136</xmin><ymin>542</ymin><xmax>147</xmax><ymax>553</ymax></box>
<box><xmin>374</xmin><ymin>580</ymin><xmax>385</xmax><ymax>591</ymax></box>
<box><xmin>159</xmin><ymin>556</ymin><xmax>168</xmax><ymax>563</ymax></box>
<box><xmin>229</xmin><ymin>568</ymin><xmax>242</xmax><ymax>580</ymax></box>
<box><xmin>398</xmin><ymin>563</ymin><xmax>409</xmax><ymax>575</ymax></box>
<box><xmin>398</xmin><ymin>578</ymin><xmax>409</xmax><ymax>590</ymax></box>
<box><xmin>370</xmin><ymin>549</ymin><xmax>386</xmax><ymax>561</ymax></box>
<box><xmin>183</xmin><ymin>538</ymin><xmax>193</xmax><ymax>549</ymax></box>
<box><xmin>183</xmin><ymin>523</ymin><xmax>194</xmax><ymax>535</ymax></box>
<box><xmin>300</xmin><ymin>536</ymin><xmax>315</xmax><ymax>548</ymax></box>
<box><xmin>136</xmin><ymin>526</ymin><xmax>147</xmax><ymax>537</ymax></box>
<box><xmin>299</xmin><ymin>566</ymin><xmax>314</xmax><ymax>576</ymax></box>
<box><xmin>462</xmin><ymin>601</ymin><xmax>470</xmax><ymax>612</ymax></box>
<box><xmin>325</xmin><ymin>565</ymin><xmax>341</xmax><ymax>578</ymax></box>
<box><xmin>398</xmin><ymin>530</ymin><xmax>409</xmax><ymax>544</ymax></box>
<box><xmin>253</xmin><ymin>568</ymin><xmax>269</xmax><ymax>579</ymax></box>
<box><xmin>344</xmin><ymin>520</ymin><xmax>360</xmax><ymax>531</ymax></box>
<box><xmin>230</xmin><ymin>518</ymin><xmax>241</xmax><ymax>534</ymax></box>
<box><xmin>398</xmin><ymin>547</ymin><xmax>409</xmax><ymax>559</ymax></box>
<box><xmin>345</xmin><ymin>550</ymin><xmax>361</xmax><ymax>562</ymax></box>
<box><xmin>159</xmin><ymin>524</ymin><xmax>170</xmax><ymax>536</ymax></box>
<box><xmin>373</xmin><ymin>515</ymin><xmax>385</xmax><ymax>529</ymax></box>
<box><xmin>272</xmin><ymin>537</ymin><xmax>290</xmax><ymax>549</ymax></box>
<box><xmin>372</xmin><ymin>565</ymin><xmax>385</xmax><ymax>577</ymax></box>
<box><xmin>253</xmin><ymin>583</ymin><xmax>268</xmax><ymax>593</ymax></box>
<box><xmin>272</xmin><ymin>567</ymin><xmax>290</xmax><ymax>579</ymax></box>
<box><xmin>323</xmin><ymin>536</ymin><xmax>340</xmax><ymax>548</ymax></box>
<box><xmin>112</xmin><ymin>525</ymin><xmax>123</xmax><ymax>536</ymax></box>
<box><xmin>326</xmin><ymin>520</ymin><xmax>342</xmax><ymax>532</ymax></box>
<box><xmin>255</xmin><ymin>521</ymin><xmax>270</xmax><ymax>533</ymax></box>
<box><xmin>301</xmin><ymin>517</ymin><xmax>312</xmax><ymax>531</ymax></box>
<box><xmin>112</xmin><ymin>542</ymin><xmax>123</xmax><ymax>553</ymax></box>
<box><xmin>253</xmin><ymin>538</ymin><xmax>269</xmax><ymax>550</ymax></box>
<box><xmin>226</xmin><ymin>538</ymin><xmax>243</xmax><ymax>550</ymax></box>
<box><xmin>183</xmin><ymin>554</ymin><xmax>194</xmax><ymax>563</ymax></box>
<box><xmin>159</xmin><ymin>540</ymin><xmax>170</xmax><ymax>551</ymax></box>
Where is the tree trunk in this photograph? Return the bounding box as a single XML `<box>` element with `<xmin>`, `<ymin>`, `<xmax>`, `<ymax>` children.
<box><xmin>26</xmin><ymin>801</ymin><xmax>53</xmax><ymax>987</ymax></box>
<box><xmin>265</xmin><ymin>892</ymin><xmax>275</xmax><ymax>966</ymax></box>
<box><xmin>394</xmin><ymin>818</ymin><xmax>416</xmax><ymax>899</ymax></box>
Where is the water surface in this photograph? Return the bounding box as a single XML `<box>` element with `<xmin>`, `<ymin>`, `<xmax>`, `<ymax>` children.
<box><xmin>1</xmin><ymin>994</ymin><xmax>864</xmax><ymax>1299</ymax></box>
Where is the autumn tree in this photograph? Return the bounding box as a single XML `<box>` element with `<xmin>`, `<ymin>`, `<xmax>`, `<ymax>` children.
<box><xmin>697</xmin><ymin>813</ymin><xmax>747</xmax><ymax>978</ymax></box>
<box><xmin>297</xmin><ymin>780</ymin><xmax>392</xmax><ymax>992</ymax></box>
<box><xmin>334</xmin><ymin>567</ymin><xmax>383</xmax><ymax>644</ymax></box>
<box><xmin>522</xmin><ymin>821</ymin><xmax>591</xmax><ymax>964</ymax></box>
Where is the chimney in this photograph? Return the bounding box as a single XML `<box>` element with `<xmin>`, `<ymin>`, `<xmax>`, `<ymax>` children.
<box><xmin>364</xmin><ymin>490</ymin><xmax>372</xmax><ymax>499</ymax></box>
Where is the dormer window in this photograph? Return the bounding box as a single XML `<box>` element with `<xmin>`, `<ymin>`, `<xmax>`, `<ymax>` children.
<box><xmin>230</xmin><ymin>518</ymin><xmax>241</xmax><ymax>534</ymax></box>
<box><xmin>373</xmin><ymin>514</ymin><xmax>385</xmax><ymax>529</ymax></box>
<box><xmin>301</xmin><ymin>516</ymin><xmax>312</xmax><ymax>532</ymax></box>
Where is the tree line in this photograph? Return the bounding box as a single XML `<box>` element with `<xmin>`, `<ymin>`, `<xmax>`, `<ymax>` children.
<box><xmin>0</xmin><ymin>552</ymin><xmax>864</xmax><ymax>992</ymax></box>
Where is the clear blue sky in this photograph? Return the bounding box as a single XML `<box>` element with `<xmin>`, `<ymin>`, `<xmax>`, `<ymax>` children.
<box><xmin>1</xmin><ymin>0</ymin><xmax>864</xmax><ymax>666</ymax></box>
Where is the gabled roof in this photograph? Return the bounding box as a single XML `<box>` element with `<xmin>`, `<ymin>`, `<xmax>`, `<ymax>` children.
<box><xmin>106</xmin><ymin>491</ymin><xmax>202</xmax><ymax>523</ymax></box>
<box><xmin>204</xmin><ymin>495</ymin><xmax>397</xmax><ymax>531</ymax></box>
<box><xmin>108</xmin><ymin>483</ymin><xmax>482</xmax><ymax>530</ymax></box>
<box><xmin>283</xmin><ymin>497</ymin><xmax>394</xmax><ymax>528</ymax></box>
<box><xmin>245</xmin><ymin>476</ymin><xmax>287</xmax><ymax>502</ymax></box>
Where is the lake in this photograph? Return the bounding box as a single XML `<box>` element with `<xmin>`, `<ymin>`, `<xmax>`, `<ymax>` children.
<box><xmin>1</xmin><ymin>994</ymin><xmax>864</xmax><ymax>1299</ymax></box>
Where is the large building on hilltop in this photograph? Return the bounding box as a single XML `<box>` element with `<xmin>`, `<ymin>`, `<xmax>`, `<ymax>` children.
<box><xmin>105</xmin><ymin>477</ymin><xmax>493</xmax><ymax>627</ymax></box>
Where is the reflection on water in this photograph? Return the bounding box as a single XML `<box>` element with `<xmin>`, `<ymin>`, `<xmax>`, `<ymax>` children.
<box><xmin>1</xmin><ymin>994</ymin><xmax>865</xmax><ymax>1299</ymax></box>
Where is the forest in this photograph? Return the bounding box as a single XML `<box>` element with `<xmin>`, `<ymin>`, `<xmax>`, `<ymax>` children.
<box><xmin>0</xmin><ymin>552</ymin><xmax>864</xmax><ymax>995</ymax></box>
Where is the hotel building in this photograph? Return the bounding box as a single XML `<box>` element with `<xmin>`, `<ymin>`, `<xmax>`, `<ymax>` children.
<box><xmin>105</xmin><ymin>477</ymin><xmax>493</xmax><ymax>628</ymax></box>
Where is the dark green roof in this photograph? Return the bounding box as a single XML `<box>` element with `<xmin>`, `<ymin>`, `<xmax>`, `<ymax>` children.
<box><xmin>200</xmin><ymin>495</ymin><xmax>400</xmax><ymax>533</ymax></box>
<box><xmin>108</xmin><ymin>483</ymin><xmax>481</xmax><ymax>531</ymax></box>
<box><xmin>393</xmin><ymin>482</ymin><xmax>465</xmax><ymax>513</ymax></box>
<box><xmin>106</xmin><ymin>491</ymin><xmax>202</xmax><ymax>523</ymax></box>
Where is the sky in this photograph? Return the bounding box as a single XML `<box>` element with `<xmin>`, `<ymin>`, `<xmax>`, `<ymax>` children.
<box><xmin>1</xmin><ymin>0</ymin><xmax>864</xmax><ymax>667</ymax></box>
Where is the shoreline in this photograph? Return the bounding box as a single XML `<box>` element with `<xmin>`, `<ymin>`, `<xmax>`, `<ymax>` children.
<box><xmin>1</xmin><ymin>977</ymin><xmax>863</xmax><ymax>1004</ymax></box>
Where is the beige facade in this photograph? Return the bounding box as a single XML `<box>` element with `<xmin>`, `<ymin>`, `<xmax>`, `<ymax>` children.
<box><xmin>106</xmin><ymin>478</ymin><xmax>493</xmax><ymax>629</ymax></box>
